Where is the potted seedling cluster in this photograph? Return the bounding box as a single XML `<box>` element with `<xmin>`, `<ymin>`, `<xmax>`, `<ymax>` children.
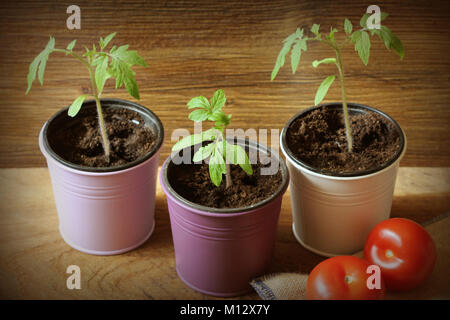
<box><xmin>160</xmin><ymin>89</ymin><xmax>289</xmax><ymax>296</ymax></box>
<box><xmin>28</xmin><ymin>33</ymin><xmax>164</xmax><ymax>255</ymax></box>
<box><xmin>272</xmin><ymin>12</ymin><xmax>406</xmax><ymax>256</ymax></box>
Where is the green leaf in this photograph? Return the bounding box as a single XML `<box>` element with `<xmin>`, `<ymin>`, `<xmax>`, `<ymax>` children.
<box><xmin>171</xmin><ymin>129</ymin><xmax>217</xmax><ymax>152</ymax></box>
<box><xmin>327</xmin><ymin>27</ymin><xmax>338</xmax><ymax>42</ymax></box>
<box><xmin>192</xmin><ymin>142</ymin><xmax>216</xmax><ymax>162</ymax></box>
<box><xmin>66</xmin><ymin>39</ymin><xmax>76</xmax><ymax>51</ymax></box>
<box><xmin>37</xmin><ymin>53</ymin><xmax>48</xmax><ymax>86</ymax></box>
<box><xmin>344</xmin><ymin>18</ymin><xmax>352</xmax><ymax>35</ymax></box>
<box><xmin>102</xmin><ymin>32</ymin><xmax>116</xmax><ymax>49</ymax></box>
<box><xmin>290</xmin><ymin>39</ymin><xmax>306</xmax><ymax>74</ymax></box>
<box><xmin>311</xmin><ymin>24</ymin><xmax>320</xmax><ymax>35</ymax></box>
<box><xmin>187</xmin><ymin>96</ymin><xmax>210</xmax><ymax>109</ymax></box>
<box><xmin>189</xmin><ymin>108</ymin><xmax>210</xmax><ymax>122</ymax></box>
<box><xmin>26</xmin><ymin>55</ymin><xmax>41</xmax><ymax>94</ymax></box>
<box><xmin>353</xmin><ymin>30</ymin><xmax>371</xmax><ymax>65</ymax></box>
<box><xmin>68</xmin><ymin>95</ymin><xmax>87</xmax><ymax>117</ymax></box>
<box><xmin>312</xmin><ymin>57</ymin><xmax>336</xmax><ymax>68</ymax></box>
<box><xmin>271</xmin><ymin>30</ymin><xmax>299</xmax><ymax>81</ymax></box>
<box><xmin>209</xmin><ymin>148</ymin><xmax>226</xmax><ymax>187</ymax></box>
<box><xmin>124</xmin><ymin>73</ymin><xmax>140</xmax><ymax>100</ymax></box>
<box><xmin>222</xmin><ymin>142</ymin><xmax>252</xmax><ymax>175</ymax></box>
<box><xmin>95</xmin><ymin>55</ymin><xmax>109</xmax><ymax>94</ymax></box>
<box><xmin>208</xmin><ymin>110</ymin><xmax>231</xmax><ymax>127</ymax></box>
<box><xmin>360</xmin><ymin>13</ymin><xmax>370</xmax><ymax>28</ymax></box>
<box><xmin>26</xmin><ymin>36</ymin><xmax>55</xmax><ymax>93</ymax></box>
<box><xmin>120</xmin><ymin>50</ymin><xmax>148</xmax><ymax>67</ymax></box>
<box><xmin>108</xmin><ymin>57</ymin><xmax>140</xmax><ymax>99</ymax></box>
<box><xmin>210</xmin><ymin>89</ymin><xmax>226</xmax><ymax>112</ymax></box>
<box><xmin>314</xmin><ymin>75</ymin><xmax>335</xmax><ymax>105</ymax></box>
<box><xmin>378</xmin><ymin>26</ymin><xmax>404</xmax><ymax>60</ymax></box>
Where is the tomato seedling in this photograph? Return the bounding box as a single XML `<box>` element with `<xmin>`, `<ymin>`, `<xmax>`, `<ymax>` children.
<box><xmin>26</xmin><ymin>33</ymin><xmax>147</xmax><ymax>163</ymax></box>
<box><xmin>172</xmin><ymin>89</ymin><xmax>253</xmax><ymax>188</ymax></box>
<box><xmin>271</xmin><ymin>11</ymin><xmax>403</xmax><ymax>152</ymax></box>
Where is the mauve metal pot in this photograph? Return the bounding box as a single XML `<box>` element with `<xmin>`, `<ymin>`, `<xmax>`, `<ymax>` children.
<box><xmin>39</xmin><ymin>99</ymin><xmax>164</xmax><ymax>255</ymax></box>
<box><xmin>160</xmin><ymin>139</ymin><xmax>289</xmax><ymax>297</ymax></box>
<box><xmin>280</xmin><ymin>102</ymin><xmax>406</xmax><ymax>257</ymax></box>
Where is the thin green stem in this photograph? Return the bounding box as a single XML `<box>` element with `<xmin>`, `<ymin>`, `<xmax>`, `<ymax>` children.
<box><xmin>53</xmin><ymin>48</ymin><xmax>111</xmax><ymax>162</ymax></box>
<box><xmin>88</xmin><ymin>66</ymin><xmax>111</xmax><ymax>162</ymax></box>
<box><xmin>335</xmin><ymin>48</ymin><xmax>353</xmax><ymax>152</ymax></box>
<box><xmin>225</xmin><ymin>163</ymin><xmax>232</xmax><ymax>188</ymax></box>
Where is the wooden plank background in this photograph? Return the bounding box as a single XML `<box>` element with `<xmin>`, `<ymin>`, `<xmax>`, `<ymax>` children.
<box><xmin>0</xmin><ymin>0</ymin><xmax>449</xmax><ymax>168</ymax></box>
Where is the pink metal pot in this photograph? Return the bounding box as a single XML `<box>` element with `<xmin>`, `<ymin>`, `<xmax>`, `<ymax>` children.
<box><xmin>39</xmin><ymin>99</ymin><xmax>164</xmax><ymax>255</ymax></box>
<box><xmin>160</xmin><ymin>139</ymin><xmax>289</xmax><ymax>297</ymax></box>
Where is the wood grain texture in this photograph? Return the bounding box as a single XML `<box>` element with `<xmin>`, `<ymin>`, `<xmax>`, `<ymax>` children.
<box><xmin>0</xmin><ymin>167</ymin><xmax>448</xmax><ymax>299</ymax></box>
<box><xmin>0</xmin><ymin>0</ymin><xmax>449</xmax><ymax>168</ymax></box>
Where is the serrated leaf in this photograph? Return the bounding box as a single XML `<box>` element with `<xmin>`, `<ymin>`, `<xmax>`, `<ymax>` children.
<box><xmin>389</xmin><ymin>32</ymin><xmax>404</xmax><ymax>60</ymax></box>
<box><xmin>26</xmin><ymin>36</ymin><xmax>55</xmax><ymax>93</ymax></box>
<box><xmin>121</xmin><ymin>50</ymin><xmax>148</xmax><ymax>67</ymax></box>
<box><xmin>379</xmin><ymin>26</ymin><xmax>404</xmax><ymax>60</ymax></box>
<box><xmin>344</xmin><ymin>18</ymin><xmax>352</xmax><ymax>35</ymax></box>
<box><xmin>66</xmin><ymin>39</ymin><xmax>76</xmax><ymax>51</ymax></box>
<box><xmin>360</xmin><ymin>13</ymin><xmax>370</xmax><ymax>28</ymax></box>
<box><xmin>68</xmin><ymin>95</ymin><xmax>87</xmax><ymax>117</ymax></box>
<box><xmin>209</xmin><ymin>149</ymin><xmax>226</xmax><ymax>187</ymax></box>
<box><xmin>108</xmin><ymin>57</ymin><xmax>140</xmax><ymax>99</ymax></box>
<box><xmin>26</xmin><ymin>56</ymin><xmax>41</xmax><ymax>94</ymax></box>
<box><xmin>311</xmin><ymin>24</ymin><xmax>320</xmax><ymax>35</ymax></box>
<box><xmin>208</xmin><ymin>110</ymin><xmax>231</xmax><ymax>127</ymax></box>
<box><xmin>290</xmin><ymin>39</ymin><xmax>306</xmax><ymax>74</ymax></box>
<box><xmin>187</xmin><ymin>96</ymin><xmax>210</xmax><ymax>109</ymax></box>
<box><xmin>222</xmin><ymin>142</ymin><xmax>252</xmax><ymax>175</ymax></box>
<box><xmin>95</xmin><ymin>55</ymin><xmax>109</xmax><ymax>94</ymax></box>
<box><xmin>102</xmin><ymin>32</ymin><xmax>116</xmax><ymax>49</ymax></box>
<box><xmin>295</xmin><ymin>27</ymin><xmax>304</xmax><ymax>38</ymax></box>
<box><xmin>328</xmin><ymin>27</ymin><xmax>338</xmax><ymax>41</ymax></box>
<box><xmin>271</xmin><ymin>31</ymin><xmax>298</xmax><ymax>80</ymax></box>
<box><xmin>189</xmin><ymin>108</ymin><xmax>210</xmax><ymax>122</ymax></box>
<box><xmin>192</xmin><ymin>142</ymin><xmax>216</xmax><ymax>162</ymax></box>
<box><xmin>124</xmin><ymin>74</ymin><xmax>140</xmax><ymax>100</ymax></box>
<box><xmin>312</xmin><ymin>57</ymin><xmax>336</xmax><ymax>68</ymax></box>
<box><xmin>172</xmin><ymin>129</ymin><xmax>217</xmax><ymax>152</ymax></box>
<box><xmin>354</xmin><ymin>30</ymin><xmax>371</xmax><ymax>65</ymax></box>
<box><xmin>210</xmin><ymin>89</ymin><xmax>226</xmax><ymax>112</ymax></box>
<box><xmin>37</xmin><ymin>53</ymin><xmax>48</xmax><ymax>85</ymax></box>
<box><xmin>314</xmin><ymin>75</ymin><xmax>335</xmax><ymax>105</ymax></box>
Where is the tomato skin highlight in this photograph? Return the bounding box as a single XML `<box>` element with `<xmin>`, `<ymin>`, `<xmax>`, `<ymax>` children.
<box><xmin>306</xmin><ymin>256</ymin><xmax>385</xmax><ymax>300</ymax></box>
<box><xmin>364</xmin><ymin>218</ymin><xmax>437</xmax><ymax>291</ymax></box>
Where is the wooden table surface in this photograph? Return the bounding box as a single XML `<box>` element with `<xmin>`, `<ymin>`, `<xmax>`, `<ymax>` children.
<box><xmin>0</xmin><ymin>167</ymin><xmax>448</xmax><ymax>299</ymax></box>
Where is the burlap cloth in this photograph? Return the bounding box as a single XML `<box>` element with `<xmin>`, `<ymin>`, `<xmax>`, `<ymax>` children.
<box><xmin>250</xmin><ymin>213</ymin><xmax>450</xmax><ymax>300</ymax></box>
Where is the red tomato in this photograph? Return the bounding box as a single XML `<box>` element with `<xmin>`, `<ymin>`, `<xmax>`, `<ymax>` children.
<box><xmin>306</xmin><ymin>256</ymin><xmax>385</xmax><ymax>300</ymax></box>
<box><xmin>364</xmin><ymin>218</ymin><xmax>436</xmax><ymax>291</ymax></box>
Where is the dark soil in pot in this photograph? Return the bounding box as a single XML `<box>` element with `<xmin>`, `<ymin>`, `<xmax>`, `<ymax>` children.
<box><xmin>45</xmin><ymin>99</ymin><xmax>163</xmax><ymax>170</ymax></box>
<box><xmin>168</xmin><ymin>145</ymin><xmax>283</xmax><ymax>209</ymax></box>
<box><xmin>285</xmin><ymin>104</ymin><xmax>402</xmax><ymax>176</ymax></box>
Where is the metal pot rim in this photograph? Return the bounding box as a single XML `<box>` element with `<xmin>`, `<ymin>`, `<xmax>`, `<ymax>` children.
<box><xmin>161</xmin><ymin>138</ymin><xmax>289</xmax><ymax>215</ymax></box>
<box><xmin>280</xmin><ymin>102</ymin><xmax>406</xmax><ymax>178</ymax></box>
<box><xmin>42</xmin><ymin>98</ymin><xmax>164</xmax><ymax>173</ymax></box>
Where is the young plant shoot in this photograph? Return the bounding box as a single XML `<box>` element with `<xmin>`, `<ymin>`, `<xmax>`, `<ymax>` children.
<box><xmin>26</xmin><ymin>33</ymin><xmax>147</xmax><ymax>163</ymax></box>
<box><xmin>172</xmin><ymin>89</ymin><xmax>253</xmax><ymax>188</ymax></box>
<box><xmin>271</xmin><ymin>12</ymin><xmax>404</xmax><ymax>153</ymax></box>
